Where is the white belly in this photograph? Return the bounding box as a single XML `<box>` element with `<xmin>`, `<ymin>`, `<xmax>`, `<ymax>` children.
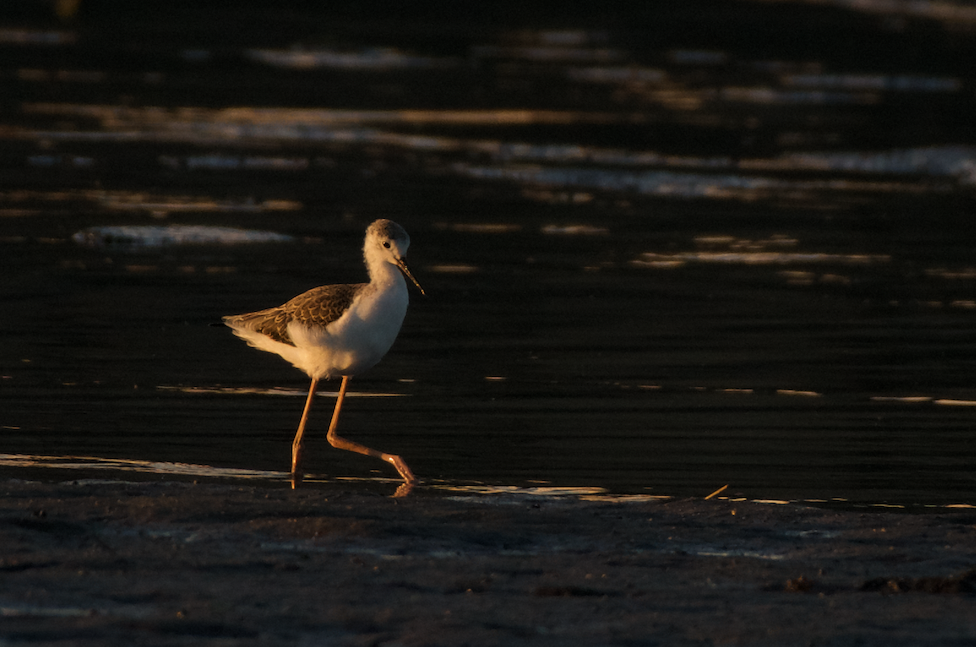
<box><xmin>288</xmin><ymin>280</ymin><xmax>408</xmax><ymax>379</ymax></box>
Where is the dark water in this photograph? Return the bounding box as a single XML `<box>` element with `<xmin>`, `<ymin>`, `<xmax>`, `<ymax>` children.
<box><xmin>2</xmin><ymin>1</ymin><xmax>976</xmax><ymax>507</ymax></box>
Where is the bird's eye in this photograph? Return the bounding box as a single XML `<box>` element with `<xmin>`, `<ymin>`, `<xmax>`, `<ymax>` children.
<box><xmin>383</xmin><ymin>241</ymin><xmax>391</xmax><ymax>249</ymax></box>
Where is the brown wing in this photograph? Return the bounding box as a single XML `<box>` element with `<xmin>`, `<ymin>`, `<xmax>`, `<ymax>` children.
<box><xmin>223</xmin><ymin>283</ymin><xmax>366</xmax><ymax>346</ymax></box>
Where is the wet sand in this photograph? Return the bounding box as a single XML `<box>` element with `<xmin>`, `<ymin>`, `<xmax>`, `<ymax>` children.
<box><xmin>1</xmin><ymin>479</ymin><xmax>974</xmax><ymax>646</ymax></box>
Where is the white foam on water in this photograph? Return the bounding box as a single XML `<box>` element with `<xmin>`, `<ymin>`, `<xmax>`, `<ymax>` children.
<box><xmin>631</xmin><ymin>250</ymin><xmax>890</xmax><ymax>267</ymax></box>
<box><xmin>822</xmin><ymin>0</ymin><xmax>976</xmax><ymax>26</ymax></box>
<box><xmin>72</xmin><ymin>225</ymin><xmax>294</xmax><ymax>249</ymax></box>
<box><xmin>157</xmin><ymin>385</ymin><xmax>408</xmax><ymax>398</ymax></box>
<box><xmin>0</xmin><ymin>28</ymin><xmax>75</xmax><ymax>45</ymax></box>
<box><xmin>15</xmin><ymin>103</ymin><xmax>976</xmax><ymax>188</ymax></box>
<box><xmin>541</xmin><ymin>224</ymin><xmax>610</xmax><ymax>236</ymax></box>
<box><xmin>0</xmin><ymin>453</ymin><xmax>283</xmax><ymax>480</ymax></box>
<box><xmin>782</xmin><ymin>73</ymin><xmax>961</xmax><ymax>92</ymax></box>
<box><xmin>247</xmin><ymin>47</ymin><xmax>457</xmax><ymax>70</ymax></box>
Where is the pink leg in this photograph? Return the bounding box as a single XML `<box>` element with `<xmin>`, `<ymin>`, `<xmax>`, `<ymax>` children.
<box><xmin>290</xmin><ymin>376</ymin><xmax>319</xmax><ymax>488</ymax></box>
<box><xmin>326</xmin><ymin>375</ymin><xmax>418</xmax><ymax>485</ymax></box>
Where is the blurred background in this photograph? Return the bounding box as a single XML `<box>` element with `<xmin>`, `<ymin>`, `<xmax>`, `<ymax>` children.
<box><xmin>2</xmin><ymin>0</ymin><xmax>975</xmax><ymax>506</ymax></box>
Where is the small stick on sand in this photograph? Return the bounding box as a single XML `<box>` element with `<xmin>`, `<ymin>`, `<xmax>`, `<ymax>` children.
<box><xmin>704</xmin><ymin>484</ymin><xmax>729</xmax><ymax>500</ymax></box>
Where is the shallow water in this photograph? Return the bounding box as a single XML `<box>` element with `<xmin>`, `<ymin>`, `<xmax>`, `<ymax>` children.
<box><xmin>2</xmin><ymin>2</ymin><xmax>976</xmax><ymax>507</ymax></box>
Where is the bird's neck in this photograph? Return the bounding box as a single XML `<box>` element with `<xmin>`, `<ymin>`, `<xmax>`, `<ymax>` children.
<box><xmin>365</xmin><ymin>249</ymin><xmax>403</xmax><ymax>288</ymax></box>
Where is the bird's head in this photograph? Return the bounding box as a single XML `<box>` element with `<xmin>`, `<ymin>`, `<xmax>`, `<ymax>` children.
<box><xmin>365</xmin><ymin>219</ymin><xmax>425</xmax><ymax>295</ymax></box>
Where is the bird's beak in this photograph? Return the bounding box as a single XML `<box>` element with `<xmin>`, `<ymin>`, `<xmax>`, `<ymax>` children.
<box><xmin>396</xmin><ymin>258</ymin><xmax>425</xmax><ymax>296</ymax></box>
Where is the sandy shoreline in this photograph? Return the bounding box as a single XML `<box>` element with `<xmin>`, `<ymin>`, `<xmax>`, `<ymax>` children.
<box><xmin>1</xmin><ymin>478</ymin><xmax>974</xmax><ymax>646</ymax></box>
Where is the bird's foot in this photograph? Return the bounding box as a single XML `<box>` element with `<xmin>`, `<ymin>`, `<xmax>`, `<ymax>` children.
<box><xmin>291</xmin><ymin>442</ymin><xmax>304</xmax><ymax>485</ymax></box>
<box><xmin>392</xmin><ymin>482</ymin><xmax>415</xmax><ymax>498</ymax></box>
<box><xmin>290</xmin><ymin>471</ymin><xmax>304</xmax><ymax>490</ymax></box>
<box><xmin>388</xmin><ymin>455</ymin><xmax>418</xmax><ymax>484</ymax></box>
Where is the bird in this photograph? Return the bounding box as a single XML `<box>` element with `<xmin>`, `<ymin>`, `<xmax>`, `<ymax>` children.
<box><xmin>222</xmin><ymin>219</ymin><xmax>424</xmax><ymax>490</ymax></box>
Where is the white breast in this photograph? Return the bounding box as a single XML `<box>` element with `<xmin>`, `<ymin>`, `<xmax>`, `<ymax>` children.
<box><xmin>287</xmin><ymin>274</ymin><xmax>409</xmax><ymax>379</ymax></box>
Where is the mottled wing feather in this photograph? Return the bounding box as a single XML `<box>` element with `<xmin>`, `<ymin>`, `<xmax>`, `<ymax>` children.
<box><xmin>224</xmin><ymin>283</ymin><xmax>366</xmax><ymax>346</ymax></box>
<box><xmin>225</xmin><ymin>307</ymin><xmax>294</xmax><ymax>345</ymax></box>
<box><xmin>287</xmin><ymin>283</ymin><xmax>366</xmax><ymax>330</ymax></box>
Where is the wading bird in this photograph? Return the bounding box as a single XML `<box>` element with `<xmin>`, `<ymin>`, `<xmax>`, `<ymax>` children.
<box><xmin>223</xmin><ymin>219</ymin><xmax>424</xmax><ymax>490</ymax></box>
